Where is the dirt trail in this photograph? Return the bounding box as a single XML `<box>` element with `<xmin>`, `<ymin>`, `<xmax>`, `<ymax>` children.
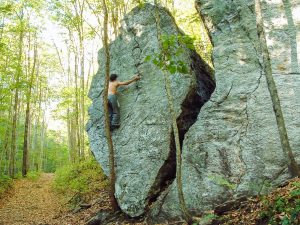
<box><xmin>0</xmin><ymin>173</ymin><xmax>65</xmax><ymax>225</ymax></box>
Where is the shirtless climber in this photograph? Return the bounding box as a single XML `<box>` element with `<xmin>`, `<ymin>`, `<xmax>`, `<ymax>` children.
<box><xmin>108</xmin><ymin>73</ymin><xmax>140</xmax><ymax>130</ymax></box>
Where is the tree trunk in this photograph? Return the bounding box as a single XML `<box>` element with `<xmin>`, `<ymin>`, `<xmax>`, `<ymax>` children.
<box><xmin>101</xmin><ymin>0</ymin><xmax>119</xmax><ymax>212</ymax></box>
<box><xmin>80</xmin><ymin>27</ymin><xmax>85</xmax><ymax>160</ymax></box>
<box><xmin>163</xmin><ymin>72</ymin><xmax>192</xmax><ymax>223</ymax></box>
<box><xmin>80</xmin><ymin>40</ymin><xmax>85</xmax><ymax>159</ymax></box>
<box><xmin>73</xmin><ymin>0</ymin><xmax>85</xmax><ymax>159</ymax></box>
<box><xmin>22</xmin><ymin>33</ymin><xmax>37</xmax><ymax>177</ymax></box>
<box><xmin>78</xmin><ymin>0</ymin><xmax>86</xmax><ymax>159</ymax></box>
<box><xmin>0</xmin><ymin>104</ymin><xmax>12</xmax><ymax>175</ymax></box>
<box><xmin>254</xmin><ymin>0</ymin><xmax>300</xmax><ymax>177</ymax></box>
<box><xmin>67</xmin><ymin>101</ymin><xmax>72</xmax><ymax>163</ymax></box>
<box><xmin>68</xmin><ymin>28</ymin><xmax>81</xmax><ymax>162</ymax></box>
<box><xmin>282</xmin><ymin>0</ymin><xmax>299</xmax><ymax>74</ymax></box>
<box><xmin>153</xmin><ymin>1</ymin><xmax>192</xmax><ymax>223</ymax></box>
<box><xmin>74</xmin><ymin>52</ymin><xmax>81</xmax><ymax>160</ymax></box>
<box><xmin>70</xmin><ymin>119</ymin><xmax>76</xmax><ymax>163</ymax></box>
<box><xmin>112</xmin><ymin>0</ymin><xmax>119</xmax><ymax>38</ymax></box>
<box><xmin>9</xmin><ymin>10</ymin><xmax>24</xmax><ymax>178</ymax></box>
<box><xmin>0</xmin><ymin>17</ymin><xmax>4</xmax><ymax>42</ymax></box>
<box><xmin>67</xmin><ymin>42</ymin><xmax>75</xmax><ymax>163</ymax></box>
<box><xmin>35</xmin><ymin>76</ymin><xmax>43</xmax><ymax>171</ymax></box>
<box><xmin>31</xmin><ymin>74</ymin><xmax>41</xmax><ymax>171</ymax></box>
<box><xmin>38</xmin><ymin>112</ymin><xmax>46</xmax><ymax>172</ymax></box>
<box><xmin>1</xmin><ymin>95</ymin><xmax>13</xmax><ymax>175</ymax></box>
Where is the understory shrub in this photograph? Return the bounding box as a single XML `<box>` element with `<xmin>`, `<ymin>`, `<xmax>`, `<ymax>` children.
<box><xmin>53</xmin><ymin>158</ymin><xmax>109</xmax><ymax>204</ymax></box>
<box><xmin>0</xmin><ymin>175</ymin><xmax>13</xmax><ymax>197</ymax></box>
<box><xmin>259</xmin><ymin>181</ymin><xmax>300</xmax><ymax>225</ymax></box>
<box><xmin>26</xmin><ymin>171</ymin><xmax>41</xmax><ymax>181</ymax></box>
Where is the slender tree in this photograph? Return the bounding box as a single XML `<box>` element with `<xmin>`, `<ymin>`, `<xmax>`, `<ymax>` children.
<box><xmin>22</xmin><ymin>32</ymin><xmax>37</xmax><ymax>177</ymax></box>
<box><xmin>254</xmin><ymin>0</ymin><xmax>300</xmax><ymax>177</ymax></box>
<box><xmin>9</xmin><ymin>7</ymin><xmax>24</xmax><ymax>178</ymax></box>
<box><xmin>0</xmin><ymin>96</ymin><xmax>12</xmax><ymax>175</ymax></box>
<box><xmin>282</xmin><ymin>0</ymin><xmax>299</xmax><ymax>73</ymax></box>
<box><xmin>111</xmin><ymin>0</ymin><xmax>119</xmax><ymax>37</ymax></box>
<box><xmin>72</xmin><ymin>0</ymin><xmax>86</xmax><ymax>158</ymax></box>
<box><xmin>153</xmin><ymin>1</ymin><xmax>192</xmax><ymax>223</ymax></box>
<box><xmin>0</xmin><ymin>0</ymin><xmax>72</xmax><ymax>175</ymax></box>
<box><xmin>101</xmin><ymin>0</ymin><xmax>119</xmax><ymax>211</ymax></box>
<box><xmin>38</xmin><ymin>112</ymin><xmax>46</xmax><ymax>171</ymax></box>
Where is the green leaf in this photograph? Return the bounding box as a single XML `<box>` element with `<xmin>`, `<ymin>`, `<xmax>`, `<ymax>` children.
<box><xmin>180</xmin><ymin>65</ymin><xmax>189</xmax><ymax>74</ymax></box>
<box><xmin>291</xmin><ymin>182</ymin><xmax>300</xmax><ymax>188</ymax></box>
<box><xmin>158</xmin><ymin>61</ymin><xmax>164</xmax><ymax>69</ymax></box>
<box><xmin>281</xmin><ymin>216</ymin><xmax>291</xmax><ymax>225</ymax></box>
<box><xmin>152</xmin><ymin>58</ymin><xmax>159</xmax><ymax>65</ymax></box>
<box><xmin>144</xmin><ymin>55</ymin><xmax>151</xmax><ymax>62</ymax></box>
<box><xmin>186</xmin><ymin>43</ymin><xmax>195</xmax><ymax>50</ymax></box>
<box><xmin>168</xmin><ymin>65</ymin><xmax>176</xmax><ymax>74</ymax></box>
<box><xmin>290</xmin><ymin>189</ymin><xmax>300</xmax><ymax>197</ymax></box>
<box><xmin>162</xmin><ymin>41</ymin><xmax>169</xmax><ymax>50</ymax></box>
<box><xmin>0</xmin><ymin>4</ymin><xmax>13</xmax><ymax>14</ymax></box>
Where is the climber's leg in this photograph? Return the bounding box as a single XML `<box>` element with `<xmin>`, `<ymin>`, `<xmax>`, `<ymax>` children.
<box><xmin>108</xmin><ymin>100</ymin><xmax>113</xmax><ymax>128</ymax></box>
<box><xmin>108</xmin><ymin>94</ymin><xmax>120</xmax><ymax>129</ymax></box>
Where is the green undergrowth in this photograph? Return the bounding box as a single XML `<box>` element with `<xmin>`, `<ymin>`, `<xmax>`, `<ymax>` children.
<box><xmin>259</xmin><ymin>181</ymin><xmax>300</xmax><ymax>225</ymax></box>
<box><xmin>53</xmin><ymin>158</ymin><xmax>109</xmax><ymax>205</ymax></box>
<box><xmin>0</xmin><ymin>175</ymin><xmax>13</xmax><ymax>198</ymax></box>
<box><xmin>210</xmin><ymin>178</ymin><xmax>300</xmax><ymax>225</ymax></box>
<box><xmin>26</xmin><ymin>171</ymin><xmax>41</xmax><ymax>181</ymax></box>
<box><xmin>0</xmin><ymin>171</ymin><xmax>41</xmax><ymax>198</ymax></box>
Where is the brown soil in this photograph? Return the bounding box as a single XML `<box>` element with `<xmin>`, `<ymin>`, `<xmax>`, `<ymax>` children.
<box><xmin>211</xmin><ymin>178</ymin><xmax>300</xmax><ymax>225</ymax></box>
<box><xmin>2</xmin><ymin>173</ymin><xmax>297</xmax><ymax>225</ymax></box>
<box><xmin>0</xmin><ymin>173</ymin><xmax>65</xmax><ymax>225</ymax></box>
<box><xmin>0</xmin><ymin>173</ymin><xmax>154</xmax><ymax>225</ymax></box>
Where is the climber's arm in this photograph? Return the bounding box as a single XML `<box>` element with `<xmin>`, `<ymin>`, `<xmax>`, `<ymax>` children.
<box><xmin>117</xmin><ymin>75</ymin><xmax>140</xmax><ymax>86</ymax></box>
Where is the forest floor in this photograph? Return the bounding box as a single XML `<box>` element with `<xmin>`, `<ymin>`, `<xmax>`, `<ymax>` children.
<box><xmin>0</xmin><ymin>173</ymin><xmax>64</xmax><ymax>225</ymax></box>
<box><xmin>0</xmin><ymin>173</ymin><xmax>148</xmax><ymax>225</ymax></box>
<box><xmin>0</xmin><ymin>174</ymin><xmax>299</xmax><ymax>225</ymax></box>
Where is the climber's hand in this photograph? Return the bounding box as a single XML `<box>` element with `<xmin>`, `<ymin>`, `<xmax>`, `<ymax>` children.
<box><xmin>135</xmin><ymin>75</ymin><xmax>141</xmax><ymax>80</ymax></box>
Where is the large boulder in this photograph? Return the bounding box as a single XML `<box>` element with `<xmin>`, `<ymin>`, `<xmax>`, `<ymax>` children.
<box><xmin>155</xmin><ymin>0</ymin><xmax>300</xmax><ymax>220</ymax></box>
<box><xmin>86</xmin><ymin>4</ymin><xmax>215</xmax><ymax>217</ymax></box>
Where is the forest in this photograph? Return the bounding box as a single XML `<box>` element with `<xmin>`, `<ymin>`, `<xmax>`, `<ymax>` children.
<box><xmin>0</xmin><ymin>0</ymin><xmax>300</xmax><ymax>224</ymax></box>
<box><xmin>0</xmin><ymin>0</ymin><xmax>209</xmax><ymax>178</ymax></box>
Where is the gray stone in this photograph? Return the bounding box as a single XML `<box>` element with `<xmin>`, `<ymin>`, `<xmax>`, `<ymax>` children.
<box><xmin>86</xmin><ymin>211</ymin><xmax>112</xmax><ymax>225</ymax></box>
<box><xmin>88</xmin><ymin>0</ymin><xmax>300</xmax><ymax>221</ymax></box>
<box><xmin>156</xmin><ymin>0</ymin><xmax>300</xmax><ymax>219</ymax></box>
<box><xmin>87</xmin><ymin>3</ymin><xmax>214</xmax><ymax>218</ymax></box>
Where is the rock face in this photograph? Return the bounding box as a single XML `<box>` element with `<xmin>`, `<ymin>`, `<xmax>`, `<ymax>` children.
<box><xmin>155</xmin><ymin>0</ymin><xmax>300</xmax><ymax>220</ymax></box>
<box><xmin>88</xmin><ymin>0</ymin><xmax>300</xmax><ymax>221</ymax></box>
<box><xmin>86</xmin><ymin>4</ymin><xmax>214</xmax><ymax>217</ymax></box>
